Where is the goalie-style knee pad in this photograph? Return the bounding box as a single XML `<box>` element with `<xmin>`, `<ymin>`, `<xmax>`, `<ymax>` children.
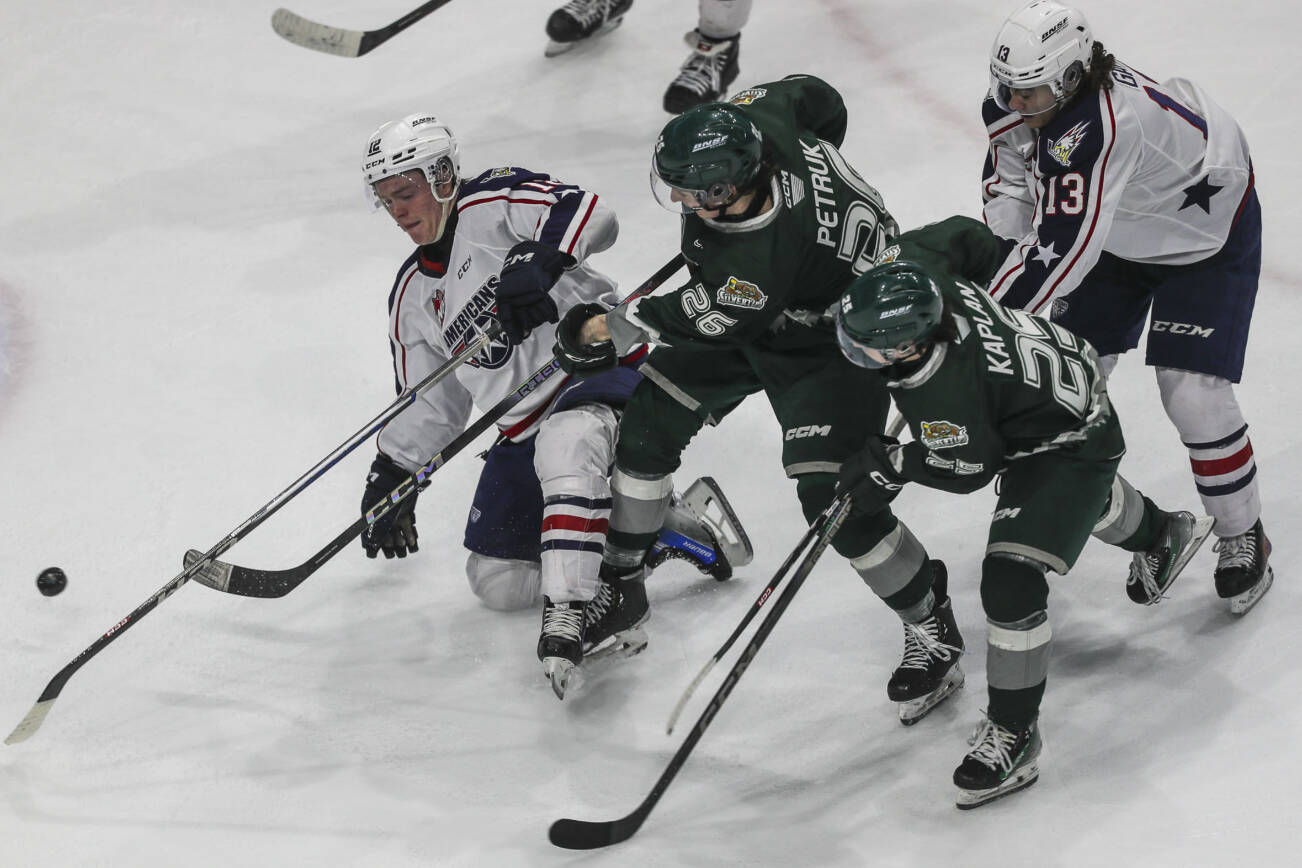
<box><xmin>980</xmin><ymin>553</ymin><xmax>1049</xmax><ymax>624</ymax></box>
<box><xmin>465</xmin><ymin>553</ymin><xmax>541</xmax><ymax>611</ymax></box>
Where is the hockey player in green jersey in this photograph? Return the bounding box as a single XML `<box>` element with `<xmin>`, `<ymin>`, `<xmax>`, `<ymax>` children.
<box><xmin>834</xmin><ymin>215</ymin><xmax>1214</xmax><ymax>809</ymax></box>
<box><xmin>553</xmin><ymin>75</ymin><xmax>963</xmax><ymax>725</ymax></box>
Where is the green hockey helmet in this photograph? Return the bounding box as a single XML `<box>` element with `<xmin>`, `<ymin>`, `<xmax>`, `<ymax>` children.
<box><xmin>837</xmin><ymin>260</ymin><xmax>945</xmax><ymax>369</ymax></box>
<box><xmin>650</xmin><ymin>102</ymin><xmax>764</xmax><ymax>214</ymax></box>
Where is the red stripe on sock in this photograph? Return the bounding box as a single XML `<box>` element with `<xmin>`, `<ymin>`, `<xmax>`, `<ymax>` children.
<box><xmin>542</xmin><ymin>514</ymin><xmax>610</xmax><ymax>534</ymax></box>
<box><xmin>1190</xmin><ymin>441</ymin><xmax>1253</xmax><ymax>477</ymax></box>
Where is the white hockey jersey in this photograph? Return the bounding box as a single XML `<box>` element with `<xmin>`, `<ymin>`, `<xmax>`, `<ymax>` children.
<box><xmin>981</xmin><ymin>60</ymin><xmax>1254</xmax><ymax>315</ymax></box>
<box><xmin>377</xmin><ymin>167</ymin><xmax>620</xmax><ymax>473</ymax></box>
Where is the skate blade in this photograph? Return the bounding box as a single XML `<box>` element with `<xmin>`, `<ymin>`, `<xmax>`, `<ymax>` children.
<box><xmin>899</xmin><ymin>665</ymin><xmax>965</xmax><ymax>726</ymax></box>
<box><xmin>1229</xmin><ymin>565</ymin><xmax>1274</xmax><ymax>615</ymax></box>
<box><xmin>955</xmin><ymin>762</ymin><xmax>1040</xmax><ymax>810</ymax></box>
<box><xmin>583</xmin><ymin>626</ymin><xmax>648</xmax><ymax>665</ymax></box>
<box><xmin>543</xmin><ymin>17</ymin><xmax>626</xmax><ymax>57</ymax></box>
<box><xmin>683</xmin><ymin>476</ymin><xmax>754</xmax><ymax>569</ymax></box>
<box><xmin>543</xmin><ymin>658</ymin><xmax>583</xmax><ymax>700</ymax></box>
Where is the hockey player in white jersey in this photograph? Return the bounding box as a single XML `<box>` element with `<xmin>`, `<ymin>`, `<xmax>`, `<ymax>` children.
<box><xmin>358</xmin><ymin>113</ymin><xmax>750</xmax><ymax>698</ymax></box>
<box><xmin>981</xmin><ymin>1</ymin><xmax>1272</xmax><ymax>615</ymax></box>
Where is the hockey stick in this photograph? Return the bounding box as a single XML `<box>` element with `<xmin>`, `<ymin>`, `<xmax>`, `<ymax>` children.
<box><xmin>4</xmin><ymin>325</ymin><xmax>498</xmax><ymax>746</ymax></box>
<box><xmin>185</xmin><ymin>356</ymin><xmax>562</xmax><ymax>598</ymax></box>
<box><xmin>271</xmin><ymin>0</ymin><xmax>454</xmax><ymax>58</ymax></box>
<box><xmin>187</xmin><ymin>253</ymin><xmax>689</xmax><ymax>599</ymax></box>
<box><xmin>664</xmin><ymin>513</ymin><xmax>825</xmax><ymax>734</ymax></box>
<box><xmin>549</xmin><ymin>495</ymin><xmax>855</xmax><ymax>850</ymax></box>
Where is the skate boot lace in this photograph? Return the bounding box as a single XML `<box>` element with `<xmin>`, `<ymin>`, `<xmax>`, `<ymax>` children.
<box><xmin>584</xmin><ymin>581</ymin><xmax>615</xmax><ymax>628</ymax></box>
<box><xmin>966</xmin><ymin>716</ymin><xmax>1020</xmax><ymax>774</ymax></box>
<box><xmin>558</xmin><ymin>0</ymin><xmax>614</xmax><ymax>29</ymax></box>
<box><xmin>1128</xmin><ymin>549</ymin><xmax>1166</xmax><ymax>601</ymax></box>
<box><xmin>673</xmin><ymin>47</ymin><xmax>726</xmax><ymax>97</ymax></box>
<box><xmin>542</xmin><ymin>603</ymin><xmax>585</xmax><ymax>643</ymax></box>
<box><xmin>899</xmin><ymin>615</ymin><xmax>960</xmax><ymax>671</ymax></box>
<box><xmin>1213</xmin><ymin>529</ymin><xmax>1257</xmax><ymax>571</ymax></box>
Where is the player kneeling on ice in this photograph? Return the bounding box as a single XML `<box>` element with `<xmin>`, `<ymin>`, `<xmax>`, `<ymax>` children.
<box><xmin>358</xmin><ymin>113</ymin><xmax>748</xmax><ymax>699</ymax></box>
<box><xmin>834</xmin><ymin>216</ymin><xmax>1213</xmax><ymax>809</ymax></box>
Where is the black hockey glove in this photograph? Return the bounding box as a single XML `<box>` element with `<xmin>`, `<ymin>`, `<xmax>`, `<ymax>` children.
<box><xmin>360</xmin><ymin>453</ymin><xmax>420</xmax><ymax>559</ymax></box>
<box><xmin>495</xmin><ymin>240</ymin><xmax>574</xmax><ymax>346</ymax></box>
<box><xmin>836</xmin><ymin>435</ymin><xmax>906</xmax><ymax>517</ymax></box>
<box><xmin>554</xmin><ymin>302</ymin><xmax>618</xmax><ymax>379</ymax></box>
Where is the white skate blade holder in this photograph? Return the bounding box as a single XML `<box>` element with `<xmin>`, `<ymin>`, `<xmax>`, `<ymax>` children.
<box><xmin>899</xmin><ymin>663</ymin><xmax>965</xmax><ymax>726</ymax></box>
<box><xmin>543</xmin><ymin>14</ymin><xmax>627</xmax><ymax>57</ymax></box>
<box><xmin>681</xmin><ymin>477</ymin><xmax>754</xmax><ymax>569</ymax></box>
<box><xmin>549</xmin><ymin>627</ymin><xmax>648</xmax><ymax>700</ymax></box>
<box><xmin>1229</xmin><ymin>564</ymin><xmax>1274</xmax><ymax>615</ymax></box>
<box><xmin>955</xmin><ymin>760</ymin><xmax>1040</xmax><ymax>810</ymax></box>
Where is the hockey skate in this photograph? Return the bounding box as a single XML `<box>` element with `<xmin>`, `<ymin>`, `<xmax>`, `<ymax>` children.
<box><xmin>582</xmin><ymin>573</ymin><xmax>650</xmax><ymax>663</ymax></box>
<box><xmin>538</xmin><ymin>597</ymin><xmax>587</xmax><ymax>700</ymax></box>
<box><xmin>663</xmin><ymin>29</ymin><xmax>741</xmax><ymax>113</ymax></box>
<box><xmin>954</xmin><ymin>715</ymin><xmax>1042</xmax><ymax>810</ymax></box>
<box><xmin>888</xmin><ymin>561</ymin><xmax>964</xmax><ymax>725</ymax></box>
<box><xmin>544</xmin><ymin>0</ymin><xmax>634</xmax><ymax>57</ymax></box>
<box><xmin>646</xmin><ymin>476</ymin><xmax>753</xmax><ymax>581</ymax></box>
<box><xmin>1213</xmin><ymin>519</ymin><xmax>1274</xmax><ymax>615</ymax></box>
<box><xmin>1126</xmin><ymin>511</ymin><xmax>1215</xmax><ymax>605</ymax></box>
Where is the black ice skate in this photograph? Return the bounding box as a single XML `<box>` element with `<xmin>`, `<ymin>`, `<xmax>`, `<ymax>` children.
<box><xmin>888</xmin><ymin>561</ymin><xmax>964</xmax><ymax>725</ymax></box>
<box><xmin>1126</xmin><ymin>511</ymin><xmax>1214</xmax><ymax>605</ymax></box>
<box><xmin>954</xmin><ymin>715</ymin><xmax>1042</xmax><ymax>810</ymax></box>
<box><xmin>663</xmin><ymin>29</ymin><xmax>740</xmax><ymax>113</ymax></box>
<box><xmin>538</xmin><ymin>597</ymin><xmax>587</xmax><ymax>700</ymax></box>
<box><xmin>582</xmin><ymin>573</ymin><xmax>650</xmax><ymax>664</ymax></box>
<box><xmin>1213</xmin><ymin>519</ymin><xmax>1274</xmax><ymax>615</ymax></box>
<box><xmin>646</xmin><ymin>476</ymin><xmax>753</xmax><ymax>581</ymax></box>
<box><xmin>544</xmin><ymin>0</ymin><xmax>634</xmax><ymax>57</ymax></box>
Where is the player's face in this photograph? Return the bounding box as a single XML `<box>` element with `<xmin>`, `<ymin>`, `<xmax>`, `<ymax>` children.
<box><xmin>373</xmin><ymin>172</ymin><xmax>454</xmax><ymax>245</ymax></box>
<box><xmin>1007</xmin><ymin>84</ymin><xmax>1059</xmax><ymax>128</ymax></box>
<box><xmin>669</xmin><ymin>187</ymin><xmax>724</xmax><ymax>220</ymax></box>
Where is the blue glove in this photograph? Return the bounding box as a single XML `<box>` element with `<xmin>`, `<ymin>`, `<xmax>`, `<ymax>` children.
<box><xmin>835</xmin><ymin>435</ymin><xmax>906</xmax><ymax>517</ymax></box>
<box><xmin>360</xmin><ymin>454</ymin><xmax>419</xmax><ymax>559</ymax></box>
<box><xmin>495</xmin><ymin>240</ymin><xmax>573</xmax><ymax>345</ymax></box>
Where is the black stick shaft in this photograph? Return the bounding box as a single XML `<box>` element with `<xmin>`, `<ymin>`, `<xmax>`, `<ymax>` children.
<box><xmin>549</xmin><ymin>496</ymin><xmax>854</xmax><ymax>849</ymax></box>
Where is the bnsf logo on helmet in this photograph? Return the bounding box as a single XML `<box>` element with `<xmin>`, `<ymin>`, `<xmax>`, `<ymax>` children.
<box><xmin>410</xmin><ymin>116</ymin><xmax>440</xmax><ymax>127</ymax></box>
<box><xmin>879</xmin><ymin>305</ymin><xmax>911</xmax><ymax>319</ymax></box>
<box><xmin>1041</xmin><ymin>16</ymin><xmax>1069</xmax><ymax>42</ymax></box>
<box><xmin>692</xmin><ymin>135</ymin><xmax>728</xmax><ymax>153</ymax></box>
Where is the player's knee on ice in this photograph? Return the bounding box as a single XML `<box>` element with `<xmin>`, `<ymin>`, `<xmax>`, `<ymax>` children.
<box><xmin>465</xmin><ymin>554</ymin><xmax>542</xmax><ymax>611</ymax></box>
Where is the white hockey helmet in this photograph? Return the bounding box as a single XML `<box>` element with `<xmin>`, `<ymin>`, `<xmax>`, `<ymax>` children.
<box><xmin>989</xmin><ymin>1</ymin><xmax>1094</xmax><ymax>112</ymax></box>
<box><xmin>362</xmin><ymin>113</ymin><xmax>461</xmax><ymax>209</ymax></box>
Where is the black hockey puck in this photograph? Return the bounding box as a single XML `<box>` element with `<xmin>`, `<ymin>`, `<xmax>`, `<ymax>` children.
<box><xmin>37</xmin><ymin>567</ymin><xmax>67</xmax><ymax>597</ymax></box>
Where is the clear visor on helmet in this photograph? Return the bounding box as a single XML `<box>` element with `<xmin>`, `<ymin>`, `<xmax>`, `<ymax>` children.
<box><xmin>366</xmin><ymin>155</ymin><xmax>458</xmax><ymax>212</ymax></box>
<box><xmin>835</xmin><ymin>316</ymin><xmax>918</xmax><ymax>371</ymax></box>
<box><xmin>649</xmin><ymin>165</ymin><xmax>736</xmax><ymax>215</ymax></box>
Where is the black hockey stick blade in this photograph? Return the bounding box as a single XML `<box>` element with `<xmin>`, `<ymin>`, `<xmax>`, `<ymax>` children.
<box><xmin>271</xmin><ymin>0</ymin><xmax>454</xmax><ymax>58</ymax></box>
<box><xmin>549</xmin><ymin>497</ymin><xmax>854</xmax><ymax>849</ymax></box>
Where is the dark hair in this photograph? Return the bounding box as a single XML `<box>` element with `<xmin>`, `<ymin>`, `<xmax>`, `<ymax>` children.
<box><xmin>930</xmin><ymin>302</ymin><xmax>961</xmax><ymax>345</ymax></box>
<box><xmin>1080</xmin><ymin>41</ymin><xmax>1116</xmax><ymax>94</ymax></box>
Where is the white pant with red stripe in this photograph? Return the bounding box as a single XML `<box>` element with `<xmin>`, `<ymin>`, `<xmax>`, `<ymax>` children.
<box><xmin>533</xmin><ymin>402</ymin><xmax>619</xmax><ymax>604</ymax></box>
<box><xmin>1102</xmin><ymin>355</ymin><xmax>1262</xmax><ymax>537</ymax></box>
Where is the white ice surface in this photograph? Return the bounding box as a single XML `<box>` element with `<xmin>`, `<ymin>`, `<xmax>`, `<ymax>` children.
<box><xmin>2</xmin><ymin>2</ymin><xmax>1299</xmax><ymax>866</ymax></box>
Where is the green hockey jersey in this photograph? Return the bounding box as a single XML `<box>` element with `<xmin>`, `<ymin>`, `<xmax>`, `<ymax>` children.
<box><xmin>877</xmin><ymin>217</ymin><xmax>1123</xmax><ymax>495</ymax></box>
<box><xmin>610</xmin><ymin>75</ymin><xmax>896</xmax><ymax>352</ymax></box>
